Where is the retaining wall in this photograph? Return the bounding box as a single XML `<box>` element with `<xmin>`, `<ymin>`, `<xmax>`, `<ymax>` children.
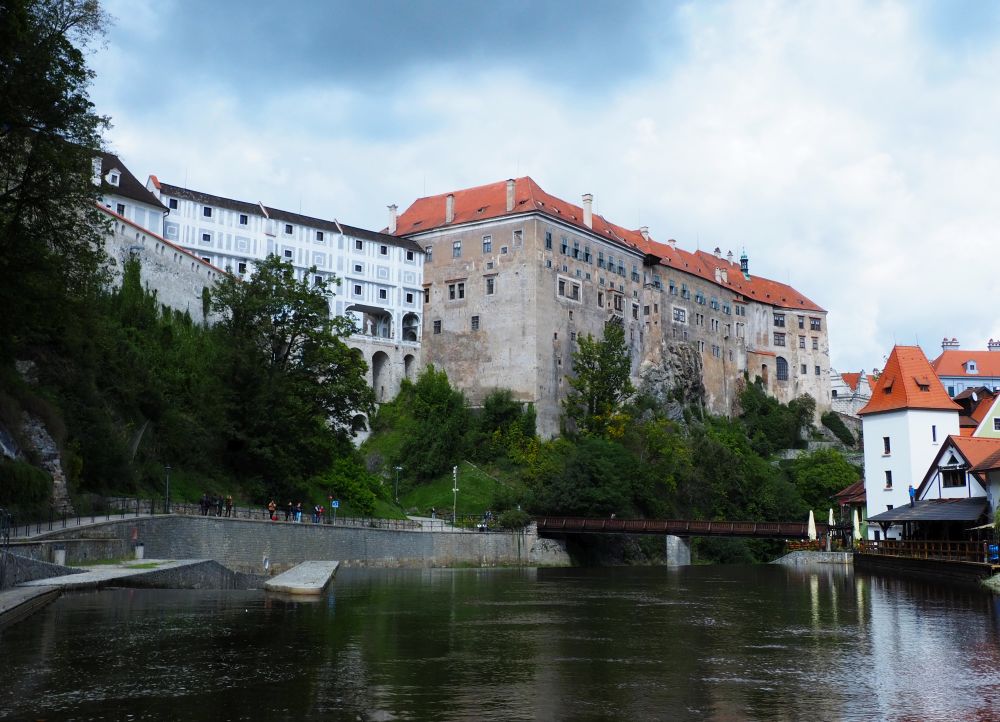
<box><xmin>0</xmin><ymin>552</ymin><xmax>82</xmax><ymax>590</ymax></box>
<box><xmin>33</xmin><ymin>517</ymin><xmax>541</xmax><ymax>573</ymax></box>
<box><xmin>772</xmin><ymin>551</ymin><xmax>854</xmax><ymax>566</ymax></box>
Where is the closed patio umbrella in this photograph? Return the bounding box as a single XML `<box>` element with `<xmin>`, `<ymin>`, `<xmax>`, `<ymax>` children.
<box><xmin>807</xmin><ymin>509</ymin><xmax>817</xmax><ymax>541</ymax></box>
<box><xmin>852</xmin><ymin>508</ymin><xmax>861</xmax><ymax>542</ymax></box>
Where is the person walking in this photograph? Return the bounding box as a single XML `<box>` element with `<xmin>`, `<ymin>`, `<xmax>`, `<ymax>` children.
<box><xmin>285</xmin><ymin>501</ymin><xmax>292</xmax><ymax>522</ymax></box>
<box><xmin>295</xmin><ymin>502</ymin><xmax>302</xmax><ymax>523</ymax></box>
<box><xmin>215</xmin><ymin>495</ymin><xmax>223</xmax><ymax>517</ymax></box>
<box><xmin>225</xmin><ymin>495</ymin><xmax>233</xmax><ymax>518</ymax></box>
<box><xmin>200</xmin><ymin>493</ymin><xmax>210</xmax><ymax>516</ymax></box>
<box><xmin>267</xmin><ymin>499</ymin><xmax>277</xmax><ymax>521</ymax></box>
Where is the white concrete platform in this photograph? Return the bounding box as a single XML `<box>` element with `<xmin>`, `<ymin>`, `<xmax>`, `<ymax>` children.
<box><xmin>19</xmin><ymin>559</ymin><xmax>202</xmax><ymax>590</ymax></box>
<box><xmin>264</xmin><ymin>561</ymin><xmax>339</xmax><ymax>595</ymax></box>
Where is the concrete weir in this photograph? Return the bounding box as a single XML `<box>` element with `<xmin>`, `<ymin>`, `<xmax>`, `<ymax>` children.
<box><xmin>264</xmin><ymin>561</ymin><xmax>339</xmax><ymax>595</ymax></box>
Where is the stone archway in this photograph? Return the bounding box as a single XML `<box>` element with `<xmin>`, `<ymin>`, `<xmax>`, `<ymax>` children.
<box><xmin>372</xmin><ymin>351</ymin><xmax>391</xmax><ymax>402</ymax></box>
<box><xmin>404</xmin><ymin>354</ymin><xmax>416</xmax><ymax>381</ymax></box>
<box><xmin>402</xmin><ymin>313</ymin><xmax>420</xmax><ymax>342</ymax></box>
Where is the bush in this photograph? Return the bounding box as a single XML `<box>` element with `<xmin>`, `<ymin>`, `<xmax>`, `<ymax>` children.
<box><xmin>0</xmin><ymin>459</ymin><xmax>52</xmax><ymax>514</ymax></box>
<box><xmin>497</xmin><ymin>508</ymin><xmax>531</xmax><ymax>529</ymax></box>
<box><xmin>821</xmin><ymin>411</ymin><xmax>855</xmax><ymax>447</ymax></box>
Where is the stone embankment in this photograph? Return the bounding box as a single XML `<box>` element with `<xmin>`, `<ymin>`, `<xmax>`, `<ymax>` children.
<box><xmin>16</xmin><ymin>516</ymin><xmax>563</xmax><ymax>574</ymax></box>
<box><xmin>772</xmin><ymin>550</ymin><xmax>854</xmax><ymax>565</ymax></box>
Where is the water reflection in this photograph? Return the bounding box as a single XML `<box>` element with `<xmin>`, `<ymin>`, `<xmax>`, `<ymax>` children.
<box><xmin>1</xmin><ymin>565</ymin><xmax>999</xmax><ymax>720</ymax></box>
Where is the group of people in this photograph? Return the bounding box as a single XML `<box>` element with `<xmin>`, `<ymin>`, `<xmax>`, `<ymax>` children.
<box><xmin>200</xmin><ymin>493</ymin><xmax>233</xmax><ymax>517</ymax></box>
<box><xmin>264</xmin><ymin>500</ymin><xmax>328</xmax><ymax>524</ymax></box>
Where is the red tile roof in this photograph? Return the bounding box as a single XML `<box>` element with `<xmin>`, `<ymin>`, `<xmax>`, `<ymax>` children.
<box><xmin>833</xmin><ymin>479</ymin><xmax>866</xmax><ymax>506</ymax></box>
<box><xmin>394</xmin><ymin>177</ymin><xmax>824</xmax><ymax>312</ymax></box>
<box><xmin>930</xmin><ymin>350</ymin><xmax>1000</xmax><ymax>377</ymax></box>
<box><xmin>948</xmin><ymin>435</ymin><xmax>1000</xmax><ymax>470</ymax></box>
<box><xmin>858</xmin><ymin>346</ymin><xmax>962</xmax><ymax>416</ymax></box>
<box><xmin>842</xmin><ymin>372</ymin><xmax>861</xmax><ymax>391</ymax></box>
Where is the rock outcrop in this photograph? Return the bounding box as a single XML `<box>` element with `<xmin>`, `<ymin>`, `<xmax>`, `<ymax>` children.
<box><xmin>638</xmin><ymin>341</ymin><xmax>707</xmax><ymax>420</ymax></box>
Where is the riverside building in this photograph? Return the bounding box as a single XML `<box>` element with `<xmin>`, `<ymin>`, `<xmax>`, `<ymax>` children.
<box><xmin>392</xmin><ymin>177</ymin><xmax>831</xmax><ymax>437</ymax></box>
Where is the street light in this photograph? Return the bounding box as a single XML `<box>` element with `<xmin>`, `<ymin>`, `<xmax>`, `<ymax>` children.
<box><xmin>164</xmin><ymin>465</ymin><xmax>171</xmax><ymax>514</ymax></box>
<box><xmin>394</xmin><ymin>465</ymin><xmax>403</xmax><ymax>504</ymax></box>
<box><xmin>452</xmin><ymin>465</ymin><xmax>459</xmax><ymax>526</ymax></box>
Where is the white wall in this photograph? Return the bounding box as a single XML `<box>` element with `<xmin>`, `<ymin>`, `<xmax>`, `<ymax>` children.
<box><xmin>862</xmin><ymin>408</ymin><xmax>959</xmax><ymax>538</ymax></box>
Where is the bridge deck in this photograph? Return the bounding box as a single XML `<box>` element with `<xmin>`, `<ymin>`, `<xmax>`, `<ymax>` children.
<box><xmin>535</xmin><ymin>517</ymin><xmax>831</xmax><ymax>539</ymax></box>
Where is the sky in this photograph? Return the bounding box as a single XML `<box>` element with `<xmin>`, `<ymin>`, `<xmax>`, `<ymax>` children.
<box><xmin>88</xmin><ymin>0</ymin><xmax>1000</xmax><ymax>374</ymax></box>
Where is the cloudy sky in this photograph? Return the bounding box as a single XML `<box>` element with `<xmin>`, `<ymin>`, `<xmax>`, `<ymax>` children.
<box><xmin>90</xmin><ymin>0</ymin><xmax>1000</xmax><ymax>373</ymax></box>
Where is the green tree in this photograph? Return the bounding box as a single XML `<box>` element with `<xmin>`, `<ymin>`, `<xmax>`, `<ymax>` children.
<box><xmin>563</xmin><ymin>321</ymin><xmax>634</xmax><ymax>437</ymax></box>
<box><xmin>210</xmin><ymin>255</ymin><xmax>374</xmax><ymax>494</ymax></box>
<box><xmin>0</xmin><ymin>0</ymin><xmax>110</xmax><ymax>359</ymax></box>
<box><xmin>395</xmin><ymin>365</ymin><xmax>469</xmax><ymax>481</ymax></box>
<box><xmin>790</xmin><ymin>448</ymin><xmax>859</xmax><ymax>516</ymax></box>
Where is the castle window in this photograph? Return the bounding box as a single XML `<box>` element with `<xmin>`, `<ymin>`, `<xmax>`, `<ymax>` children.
<box><xmin>632</xmin><ymin>304</ymin><xmax>639</xmax><ymax>320</ymax></box>
<box><xmin>774</xmin><ymin>332</ymin><xmax>785</xmax><ymax>347</ymax></box>
<box><xmin>799</xmin><ymin>336</ymin><xmax>806</xmax><ymax>349</ymax></box>
<box><xmin>115</xmin><ymin>202</ymin><xmax>125</xmax><ymax>215</ymax></box>
<box><xmin>801</xmin><ymin>364</ymin><xmax>807</xmax><ymax>375</ymax></box>
<box><xmin>424</xmin><ymin>288</ymin><xmax>430</xmax><ymax>303</ymax></box>
<box><xmin>380</xmin><ymin>245</ymin><xmax>388</xmax><ymax>256</ymax></box>
<box><xmin>776</xmin><ymin>356</ymin><xmax>789</xmax><ymax>381</ymax></box>
<box><xmin>815</xmin><ymin>365</ymin><xmax>821</xmax><ymax>375</ymax></box>
<box><xmin>812</xmin><ymin>337</ymin><xmax>819</xmax><ymax>350</ymax></box>
<box><xmin>353</xmin><ymin>284</ymin><xmax>362</xmax><ymax>296</ymax></box>
<box><xmin>672</xmin><ymin>307</ymin><xmax>686</xmax><ymax>323</ymax></box>
<box><xmin>316</xmin><ymin>231</ymin><xmax>324</xmax><ymax>242</ymax></box>
<box><xmin>573</xmin><ymin>240</ymin><xmax>580</xmax><ymax>259</ymax></box>
<box><xmin>453</xmin><ymin>240</ymin><xmax>462</xmax><ymax>258</ymax></box>
<box><xmin>283</xmin><ymin>249</ymin><xmax>293</xmax><ymax>259</ymax></box>
<box><xmin>545</xmin><ymin>231</ymin><xmax>552</xmax><ymax>250</ymax></box>
<box><xmin>354</xmin><ymin>263</ymin><xmax>363</xmax><ymax>273</ymax></box>
<box><xmin>485</xmin><ymin>277</ymin><xmax>495</xmax><ymax>295</ymax></box>
<box><xmin>471</xmin><ymin>316</ymin><xmax>480</xmax><ymax>331</ymax></box>
<box><xmin>285</xmin><ymin>223</ymin><xmax>294</xmax><ymax>234</ymax></box>
<box><xmin>584</xmin><ymin>246</ymin><xmax>592</xmax><ymax>263</ymax></box>
<box><xmin>169</xmin><ymin>198</ymin><xmax>178</xmax><ymax>210</ymax></box>
<box><xmin>598</xmin><ymin>292</ymin><xmax>604</xmax><ymax>307</ymax></box>
<box><xmin>932</xmin><ymin>425</ymin><xmax>937</xmax><ymax>441</ymax></box>
<box><xmin>774</xmin><ymin>313</ymin><xmax>785</xmax><ymax>327</ymax></box>
<box><xmin>238</xmin><ymin>262</ymin><xmax>247</xmax><ymax>274</ymax></box>
<box><xmin>355</xmin><ymin>239</ymin><xmax>364</xmax><ymax>251</ymax></box>
<box><xmin>201</xmin><ymin>233</ymin><xmax>211</xmax><ymax>244</ymax></box>
<box><xmin>598</xmin><ymin>251</ymin><xmax>605</xmax><ymax>268</ymax></box>
<box><xmin>810</xmin><ymin>317</ymin><xmax>822</xmax><ymax>331</ymax></box>
<box><xmin>482</xmin><ymin>235</ymin><xmax>492</xmax><ymax>253</ymax></box>
<box><xmin>501</xmin><ymin>246</ymin><xmax>508</xmax><ymax>255</ymax></box>
<box><xmin>433</xmin><ymin>320</ymin><xmax>441</xmax><ymax>334</ymax></box>
<box><xmin>994</xmin><ymin>418</ymin><xmax>1000</xmax><ymax>431</ymax></box>
<box><xmin>406</xmin><ymin>250</ymin><xmax>414</xmax><ymax>261</ymax></box>
<box><xmin>239</xmin><ymin>214</ymin><xmax>248</xmax><ymax>225</ymax></box>
<box><xmin>379</xmin><ymin>288</ymin><xmax>388</xmax><ymax>300</ymax></box>
<box><xmin>561</xmin><ymin>237</ymin><xmax>568</xmax><ymax>254</ymax></box>
<box><xmin>798</xmin><ymin>316</ymin><xmax>805</xmax><ymax>329</ymax></box>
<box><xmin>203</xmin><ymin>206</ymin><xmax>212</xmax><ymax>217</ymax></box>
<box><xmin>631</xmin><ymin>265</ymin><xmax>639</xmax><ymax>282</ymax></box>
<box><xmin>885</xmin><ymin>470</ymin><xmax>893</xmax><ymax>489</ymax></box>
<box><xmin>406</xmin><ymin>292</ymin><xmax>414</xmax><ymax>304</ymax></box>
<box><xmin>314</xmin><ymin>275</ymin><xmax>323</xmax><ymax>286</ymax></box>
<box><xmin>425</xmin><ymin>246</ymin><xmax>433</xmax><ymax>262</ymax></box>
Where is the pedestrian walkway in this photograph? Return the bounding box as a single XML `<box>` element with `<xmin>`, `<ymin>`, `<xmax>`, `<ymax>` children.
<box><xmin>264</xmin><ymin>561</ymin><xmax>339</xmax><ymax>595</ymax></box>
<box><xmin>0</xmin><ymin>587</ymin><xmax>60</xmax><ymax>629</ymax></box>
<box><xmin>19</xmin><ymin>559</ymin><xmax>204</xmax><ymax>590</ymax></box>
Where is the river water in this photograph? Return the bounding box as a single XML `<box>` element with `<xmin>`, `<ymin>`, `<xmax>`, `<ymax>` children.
<box><xmin>2</xmin><ymin>564</ymin><xmax>1000</xmax><ymax>721</ymax></box>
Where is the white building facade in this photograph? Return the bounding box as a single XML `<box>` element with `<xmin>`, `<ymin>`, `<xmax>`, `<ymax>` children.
<box><xmin>143</xmin><ymin>178</ymin><xmax>424</xmax><ymax>413</ymax></box>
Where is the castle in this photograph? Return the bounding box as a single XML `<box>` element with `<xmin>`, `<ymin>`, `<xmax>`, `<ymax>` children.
<box><xmin>392</xmin><ymin>177</ymin><xmax>831</xmax><ymax>436</ymax></box>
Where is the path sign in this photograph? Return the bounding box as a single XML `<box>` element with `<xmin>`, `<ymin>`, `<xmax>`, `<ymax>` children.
<box><xmin>331</xmin><ymin>500</ymin><xmax>340</xmax><ymax>508</ymax></box>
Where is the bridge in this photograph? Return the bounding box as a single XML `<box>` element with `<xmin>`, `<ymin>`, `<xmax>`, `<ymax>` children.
<box><xmin>535</xmin><ymin>516</ymin><xmax>830</xmax><ymax>540</ymax></box>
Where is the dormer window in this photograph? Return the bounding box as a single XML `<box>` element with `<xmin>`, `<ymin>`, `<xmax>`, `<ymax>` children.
<box><xmin>965</xmin><ymin>360</ymin><xmax>978</xmax><ymax>374</ymax></box>
<box><xmin>107</xmin><ymin>171</ymin><xmax>120</xmax><ymax>186</ymax></box>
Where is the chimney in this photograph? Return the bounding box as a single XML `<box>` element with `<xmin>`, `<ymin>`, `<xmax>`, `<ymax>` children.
<box><xmin>990</xmin><ymin>339</ymin><xmax>1000</xmax><ymax>352</ymax></box>
<box><xmin>582</xmin><ymin>193</ymin><xmax>593</xmax><ymax>229</ymax></box>
<box><xmin>942</xmin><ymin>337</ymin><xmax>960</xmax><ymax>351</ymax></box>
<box><xmin>506</xmin><ymin>179</ymin><xmax>515</xmax><ymax>212</ymax></box>
<box><xmin>714</xmin><ymin>246</ymin><xmax>721</xmax><ymax>258</ymax></box>
<box><xmin>727</xmin><ymin>250</ymin><xmax>734</xmax><ymax>264</ymax></box>
<box><xmin>740</xmin><ymin>251</ymin><xmax>750</xmax><ymax>279</ymax></box>
<box><xmin>721</xmin><ymin>268</ymin><xmax>728</xmax><ymax>283</ymax></box>
<box><xmin>668</xmin><ymin>238</ymin><xmax>677</xmax><ymax>249</ymax></box>
<box><xmin>640</xmin><ymin>226</ymin><xmax>649</xmax><ymax>241</ymax></box>
<box><xmin>387</xmin><ymin>204</ymin><xmax>397</xmax><ymax>234</ymax></box>
<box><xmin>445</xmin><ymin>194</ymin><xmax>455</xmax><ymax>224</ymax></box>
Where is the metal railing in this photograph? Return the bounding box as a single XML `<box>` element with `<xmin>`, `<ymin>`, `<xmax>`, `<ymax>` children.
<box><xmin>858</xmin><ymin>539</ymin><xmax>995</xmax><ymax>564</ymax></box>
<box><xmin>5</xmin><ymin>498</ymin><xmax>158</xmax><ymax>539</ymax></box>
<box><xmin>535</xmin><ymin>516</ymin><xmax>831</xmax><ymax>539</ymax></box>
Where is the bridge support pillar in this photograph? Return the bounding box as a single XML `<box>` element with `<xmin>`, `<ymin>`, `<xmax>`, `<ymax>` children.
<box><xmin>665</xmin><ymin>535</ymin><xmax>691</xmax><ymax>567</ymax></box>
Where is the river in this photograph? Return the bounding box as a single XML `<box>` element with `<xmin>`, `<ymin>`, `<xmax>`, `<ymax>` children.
<box><xmin>2</xmin><ymin>564</ymin><xmax>999</xmax><ymax>721</ymax></box>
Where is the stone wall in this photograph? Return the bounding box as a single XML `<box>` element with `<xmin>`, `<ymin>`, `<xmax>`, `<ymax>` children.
<box><xmin>35</xmin><ymin>517</ymin><xmax>544</xmax><ymax>574</ymax></box>
<box><xmin>0</xmin><ymin>552</ymin><xmax>82</xmax><ymax>590</ymax></box>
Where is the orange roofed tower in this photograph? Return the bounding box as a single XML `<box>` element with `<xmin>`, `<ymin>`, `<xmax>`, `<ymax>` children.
<box><xmin>859</xmin><ymin>346</ymin><xmax>960</xmax><ymax>539</ymax></box>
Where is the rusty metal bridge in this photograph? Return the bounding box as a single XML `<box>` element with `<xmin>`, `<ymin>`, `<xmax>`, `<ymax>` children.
<box><xmin>535</xmin><ymin>516</ymin><xmax>830</xmax><ymax>539</ymax></box>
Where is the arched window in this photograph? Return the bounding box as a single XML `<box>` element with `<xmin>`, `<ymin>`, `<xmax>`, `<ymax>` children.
<box><xmin>776</xmin><ymin>356</ymin><xmax>789</xmax><ymax>381</ymax></box>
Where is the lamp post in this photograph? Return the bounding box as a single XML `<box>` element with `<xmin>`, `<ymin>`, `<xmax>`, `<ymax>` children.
<box><xmin>452</xmin><ymin>465</ymin><xmax>458</xmax><ymax>526</ymax></box>
<box><xmin>164</xmin><ymin>465</ymin><xmax>171</xmax><ymax>514</ymax></box>
<box><xmin>394</xmin><ymin>465</ymin><xmax>403</xmax><ymax>504</ymax></box>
